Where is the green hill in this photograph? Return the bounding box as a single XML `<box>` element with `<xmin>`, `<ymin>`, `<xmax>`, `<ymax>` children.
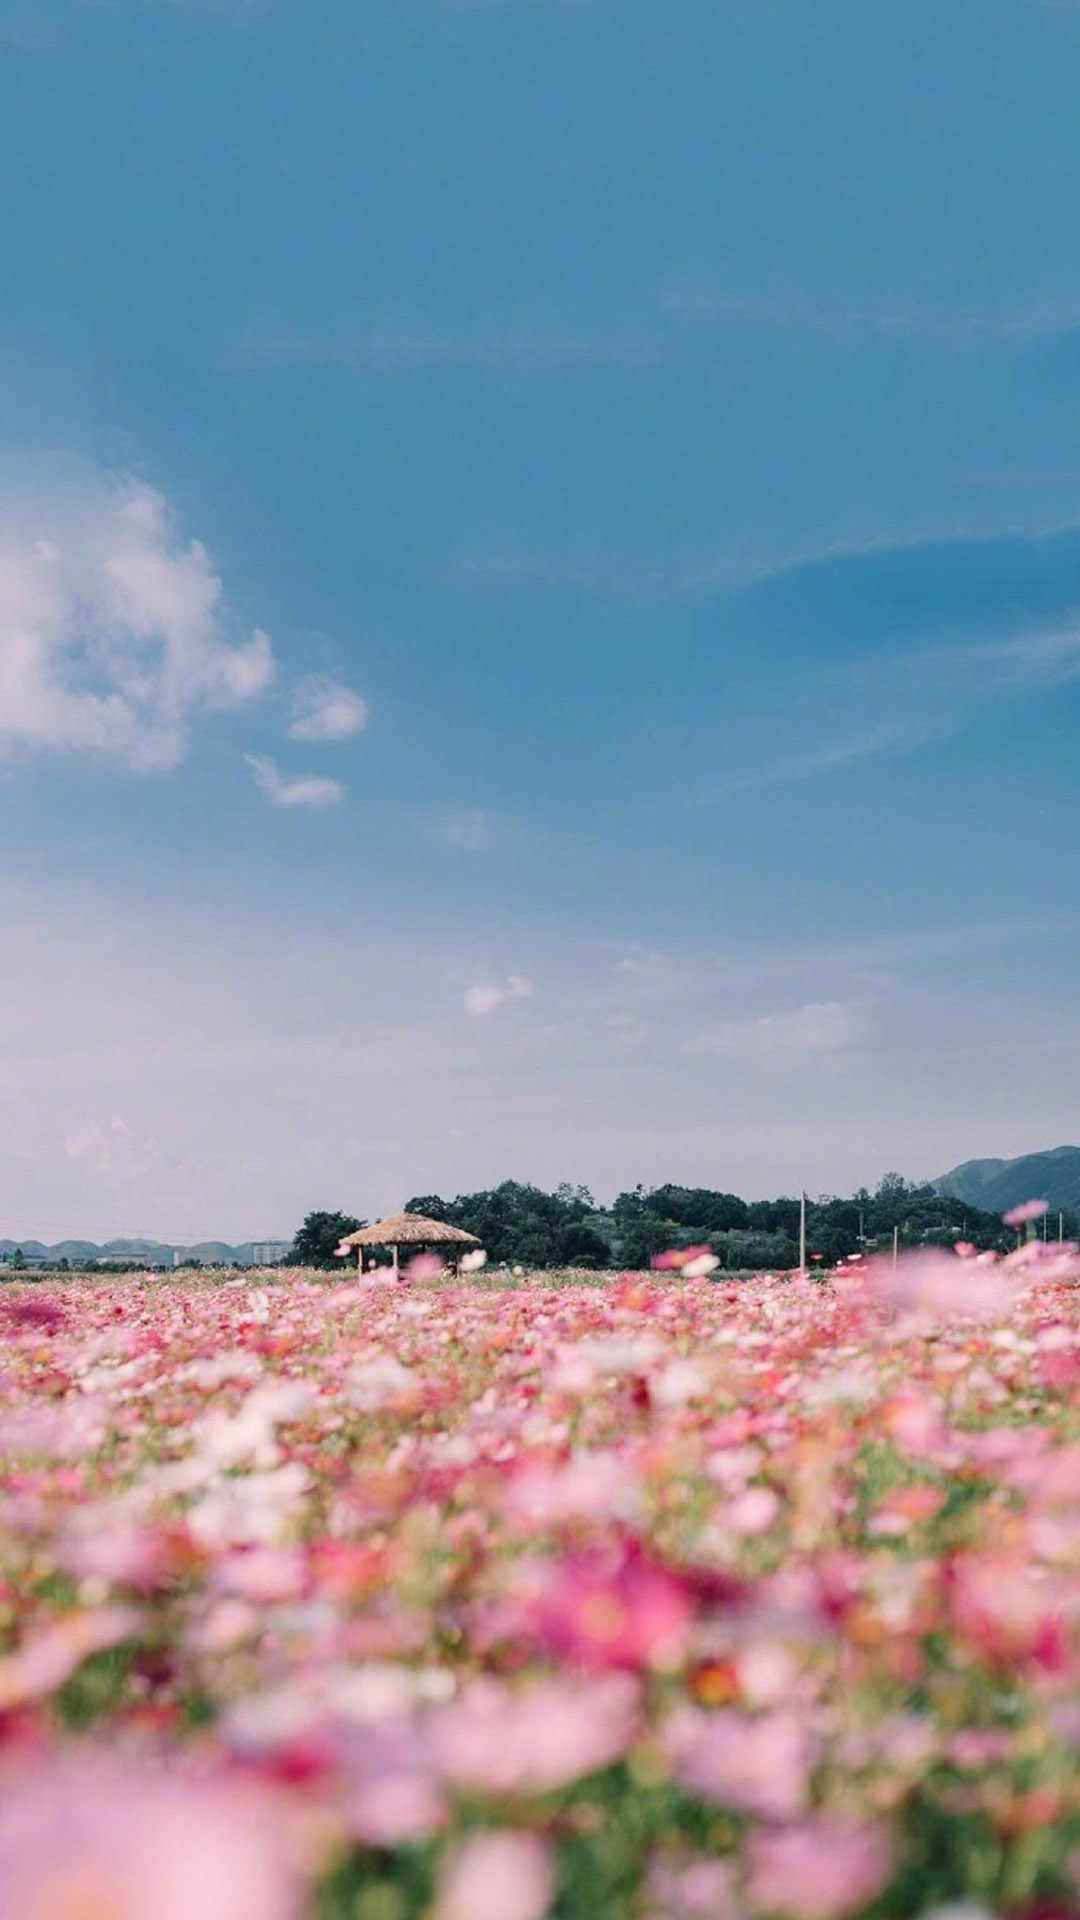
<box><xmin>934</xmin><ymin>1146</ymin><xmax>1080</xmax><ymax>1214</ymax></box>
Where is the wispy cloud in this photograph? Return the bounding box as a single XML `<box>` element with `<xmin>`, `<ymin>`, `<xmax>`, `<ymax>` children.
<box><xmin>0</xmin><ymin>467</ymin><xmax>273</xmax><ymax>770</ymax></box>
<box><xmin>831</xmin><ymin>619</ymin><xmax>1080</xmax><ymax>710</ymax></box>
<box><xmin>973</xmin><ymin>624</ymin><xmax>1080</xmax><ymax>684</ymax></box>
<box><xmin>733</xmin><ymin>523</ymin><xmax>1080</xmax><ymax>635</ymax></box>
<box><xmin>440</xmin><ymin>809</ymin><xmax>494</xmax><ymax>853</ymax></box>
<box><xmin>288</xmin><ymin>675</ymin><xmax>369</xmax><ymax>742</ymax></box>
<box><xmin>613</xmin><ymin>945</ymin><xmax>669</xmax><ymax>976</ymax></box>
<box><xmin>661</xmin><ymin>286</ymin><xmax>1080</xmax><ymax>350</ymax></box>
<box><xmin>242</xmin><ymin>330</ymin><xmax>660</xmax><ymax>372</ymax></box>
<box><xmin>690</xmin><ymin>999</ymin><xmax>868</xmax><ymax>1057</ymax></box>
<box><xmin>606</xmin><ymin>1012</ymin><xmax>645</xmax><ymax>1051</ymax></box>
<box><xmin>245</xmin><ymin>755</ymin><xmax>344</xmax><ymax>809</ymax></box>
<box><xmin>464</xmin><ymin>975</ymin><xmax>535</xmax><ymax>1017</ymax></box>
<box><xmin>694</xmin><ymin>720</ymin><xmax>937</xmax><ymax>804</ymax></box>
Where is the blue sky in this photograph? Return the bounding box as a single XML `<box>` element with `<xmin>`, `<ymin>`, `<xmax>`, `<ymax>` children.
<box><xmin>3</xmin><ymin>0</ymin><xmax>1080</xmax><ymax>1239</ymax></box>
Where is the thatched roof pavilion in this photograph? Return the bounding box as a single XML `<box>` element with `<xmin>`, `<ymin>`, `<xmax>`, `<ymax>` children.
<box><xmin>337</xmin><ymin>1211</ymin><xmax>480</xmax><ymax>1276</ymax></box>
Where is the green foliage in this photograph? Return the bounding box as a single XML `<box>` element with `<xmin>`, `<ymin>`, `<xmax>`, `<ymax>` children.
<box><xmin>405</xmin><ymin>1181</ymin><xmax>606</xmax><ymax>1270</ymax></box>
<box><xmin>296</xmin><ymin>1170</ymin><xmax>1016</xmax><ymax>1275</ymax></box>
<box><xmin>289</xmin><ymin>1210</ymin><xmax>363</xmax><ymax>1270</ymax></box>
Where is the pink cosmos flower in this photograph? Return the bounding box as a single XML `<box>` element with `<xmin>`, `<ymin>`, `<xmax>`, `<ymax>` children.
<box><xmin>664</xmin><ymin>1707</ymin><xmax>815</xmax><ymax>1821</ymax></box>
<box><xmin>432</xmin><ymin>1672</ymin><xmax>639</xmax><ymax>1794</ymax></box>
<box><xmin>948</xmin><ymin>1555</ymin><xmax>1071</xmax><ymax>1671</ymax></box>
<box><xmin>505</xmin><ymin>1451</ymin><xmax>641</xmax><ymax>1528</ymax></box>
<box><xmin>1</xmin><ymin>1296</ymin><xmax>67</xmax><ymax>1331</ymax></box>
<box><xmin>746</xmin><ymin>1819</ymin><xmax>891</xmax><ymax>1920</ymax></box>
<box><xmin>530</xmin><ymin>1540</ymin><xmax>695</xmax><ymax>1671</ymax></box>
<box><xmin>867</xmin><ymin>1249</ymin><xmax>1016</xmax><ymax>1324</ymax></box>
<box><xmin>405</xmin><ymin>1252</ymin><xmax>445</xmax><ymax>1281</ymax></box>
<box><xmin>341</xmin><ymin>1717</ymin><xmax>448</xmax><ymax>1844</ymax></box>
<box><xmin>884</xmin><ymin>1395</ymin><xmax>949</xmax><ymax>1461</ymax></box>
<box><xmin>645</xmin><ymin>1856</ymin><xmax>739</xmax><ymax>1920</ymax></box>
<box><xmin>1004</xmin><ymin>1199</ymin><xmax>1050</xmax><ymax>1227</ymax></box>
<box><xmin>652</xmin><ymin>1245</ymin><xmax>713</xmax><ymax>1272</ymax></box>
<box><xmin>435</xmin><ymin>1832</ymin><xmax>554</xmax><ymax>1920</ymax></box>
<box><xmin>212</xmin><ymin>1545</ymin><xmax>308</xmax><ymax>1602</ymax></box>
<box><xmin>721</xmin><ymin>1486</ymin><xmax>781</xmax><ymax>1536</ymax></box>
<box><xmin>58</xmin><ymin>1521</ymin><xmax>178</xmax><ymax>1591</ymax></box>
<box><xmin>0</xmin><ymin>1752</ymin><xmax>305</xmax><ymax>1920</ymax></box>
<box><xmin>0</xmin><ymin>1607</ymin><xmax>140</xmax><ymax>1711</ymax></box>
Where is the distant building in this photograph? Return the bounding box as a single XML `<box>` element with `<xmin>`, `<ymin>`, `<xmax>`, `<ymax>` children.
<box><xmin>251</xmin><ymin>1241</ymin><xmax>290</xmax><ymax>1265</ymax></box>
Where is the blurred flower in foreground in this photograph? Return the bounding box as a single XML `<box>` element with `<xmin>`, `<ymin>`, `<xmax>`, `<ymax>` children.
<box><xmin>531</xmin><ymin>1540</ymin><xmax>695</xmax><ymax>1671</ymax></box>
<box><xmin>664</xmin><ymin>1706</ymin><xmax>815</xmax><ymax>1821</ymax></box>
<box><xmin>1004</xmin><ymin>1199</ymin><xmax>1050</xmax><ymax>1228</ymax></box>
<box><xmin>867</xmin><ymin>1249</ymin><xmax>1018</xmax><ymax>1324</ymax></box>
<box><xmin>652</xmin><ymin>1245</ymin><xmax>714</xmax><ymax>1273</ymax></box>
<box><xmin>432</xmin><ymin>1672</ymin><xmax>639</xmax><ymax>1794</ymax></box>
<box><xmin>645</xmin><ymin>1855</ymin><xmax>739</xmax><ymax>1920</ymax></box>
<box><xmin>405</xmin><ymin>1252</ymin><xmax>445</xmax><ymax>1281</ymax></box>
<box><xmin>435</xmin><ymin>1831</ymin><xmax>553</xmax><ymax>1920</ymax></box>
<box><xmin>0</xmin><ymin>1608</ymin><xmax>141</xmax><ymax>1711</ymax></box>
<box><xmin>746</xmin><ymin>1819</ymin><xmax>890</xmax><ymax>1920</ymax></box>
<box><xmin>682</xmin><ymin>1253</ymin><xmax>720</xmax><ymax>1278</ymax></box>
<box><xmin>0</xmin><ymin>1752</ymin><xmax>305</xmax><ymax>1920</ymax></box>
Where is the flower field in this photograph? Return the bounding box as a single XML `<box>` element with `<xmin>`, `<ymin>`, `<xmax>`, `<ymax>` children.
<box><xmin>3</xmin><ymin>1243</ymin><xmax>1080</xmax><ymax>1919</ymax></box>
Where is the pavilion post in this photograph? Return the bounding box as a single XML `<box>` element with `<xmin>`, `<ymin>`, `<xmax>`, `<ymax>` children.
<box><xmin>392</xmin><ymin>1243</ymin><xmax>399</xmax><ymax>1278</ymax></box>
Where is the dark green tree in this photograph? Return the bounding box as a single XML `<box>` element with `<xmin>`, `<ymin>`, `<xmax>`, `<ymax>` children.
<box><xmin>289</xmin><ymin>1211</ymin><xmax>363</xmax><ymax>1270</ymax></box>
<box><xmin>554</xmin><ymin>1223</ymin><xmax>611</xmax><ymax>1269</ymax></box>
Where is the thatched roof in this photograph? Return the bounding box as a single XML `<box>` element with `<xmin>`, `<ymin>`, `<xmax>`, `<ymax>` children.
<box><xmin>339</xmin><ymin>1212</ymin><xmax>480</xmax><ymax>1249</ymax></box>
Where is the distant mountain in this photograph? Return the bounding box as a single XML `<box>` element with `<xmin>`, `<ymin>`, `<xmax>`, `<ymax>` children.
<box><xmin>0</xmin><ymin>1237</ymin><xmax>274</xmax><ymax>1266</ymax></box>
<box><xmin>934</xmin><ymin>1146</ymin><xmax>1080</xmax><ymax>1214</ymax></box>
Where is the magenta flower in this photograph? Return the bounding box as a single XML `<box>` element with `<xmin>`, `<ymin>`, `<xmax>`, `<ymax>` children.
<box><xmin>531</xmin><ymin>1540</ymin><xmax>695</xmax><ymax>1671</ymax></box>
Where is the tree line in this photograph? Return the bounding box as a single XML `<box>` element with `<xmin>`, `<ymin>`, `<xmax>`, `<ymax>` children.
<box><xmin>290</xmin><ymin>1174</ymin><xmax>1068</xmax><ymax>1271</ymax></box>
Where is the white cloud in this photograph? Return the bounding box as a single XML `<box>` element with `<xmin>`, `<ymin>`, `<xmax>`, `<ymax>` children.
<box><xmin>464</xmin><ymin>975</ymin><xmax>535</xmax><ymax>1017</ymax></box>
<box><xmin>983</xmin><ymin>625</ymin><xmax>1080</xmax><ymax>682</ymax></box>
<box><xmin>613</xmin><ymin>945</ymin><xmax>669</xmax><ymax>976</ymax></box>
<box><xmin>245</xmin><ymin>755</ymin><xmax>344</xmax><ymax>809</ymax></box>
<box><xmin>692</xmin><ymin>1000</ymin><xmax>867</xmax><ymax>1056</ymax></box>
<box><xmin>288</xmin><ymin>675</ymin><xmax>369</xmax><ymax>742</ymax></box>
<box><xmin>441</xmin><ymin>809</ymin><xmax>493</xmax><ymax>852</ymax></box>
<box><xmin>0</xmin><ymin>469</ymin><xmax>274</xmax><ymax>770</ymax></box>
<box><xmin>607</xmin><ymin>1012</ymin><xmax>644</xmax><ymax>1050</ymax></box>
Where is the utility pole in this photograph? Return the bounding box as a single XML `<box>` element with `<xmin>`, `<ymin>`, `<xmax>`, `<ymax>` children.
<box><xmin>799</xmin><ymin>1192</ymin><xmax>807</xmax><ymax>1274</ymax></box>
<box><xmin>892</xmin><ymin>1225</ymin><xmax>899</xmax><ymax>1269</ymax></box>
